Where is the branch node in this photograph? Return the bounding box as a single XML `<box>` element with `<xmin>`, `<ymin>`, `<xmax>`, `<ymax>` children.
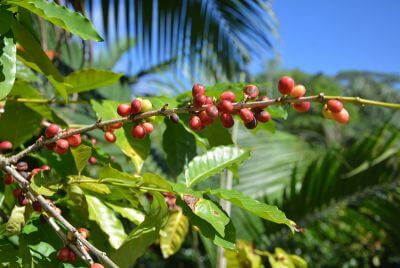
<box><xmin>318</xmin><ymin>93</ymin><xmax>325</xmax><ymax>103</ymax></box>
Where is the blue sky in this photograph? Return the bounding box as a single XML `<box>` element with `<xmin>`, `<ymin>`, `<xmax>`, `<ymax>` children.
<box><xmin>271</xmin><ymin>0</ymin><xmax>400</xmax><ymax>75</ymax></box>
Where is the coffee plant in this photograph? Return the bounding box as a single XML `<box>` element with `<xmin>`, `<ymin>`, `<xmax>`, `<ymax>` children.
<box><xmin>0</xmin><ymin>1</ymin><xmax>399</xmax><ymax>267</ymax></box>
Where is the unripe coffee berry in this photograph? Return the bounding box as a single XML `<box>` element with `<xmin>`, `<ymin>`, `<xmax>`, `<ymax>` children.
<box><xmin>192</xmin><ymin>84</ymin><xmax>205</xmax><ymax>96</ymax></box>
<box><xmin>220</xmin><ymin>113</ymin><xmax>234</xmax><ymax>128</ymax></box>
<box><xmin>16</xmin><ymin>162</ymin><xmax>28</xmax><ymax>171</ymax></box>
<box><xmin>169</xmin><ymin>113</ymin><xmax>179</xmax><ymax>123</ymax></box>
<box><xmin>131</xmin><ymin>99</ymin><xmax>142</xmax><ymax>114</ymax></box>
<box><xmin>141</xmin><ymin>99</ymin><xmax>153</xmax><ymax>112</ymax></box>
<box><xmin>243</xmin><ymin>85</ymin><xmax>259</xmax><ymax>99</ymax></box>
<box><xmin>322</xmin><ymin>104</ymin><xmax>333</xmax><ymax>119</ymax></box>
<box><xmin>3</xmin><ymin>174</ymin><xmax>14</xmax><ymax>185</ymax></box>
<box><xmin>239</xmin><ymin>108</ymin><xmax>254</xmax><ymax>123</ymax></box>
<box><xmin>292</xmin><ymin>102</ymin><xmax>311</xmax><ymax>113</ymax></box>
<box><xmin>104</xmin><ymin>131</ymin><xmax>117</xmax><ymax>143</ymax></box>
<box><xmin>278</xmin><ymin>76</ymin><xmax>295</xmax><ymax>95</ymax></box>
<box><xmin>193</xmin><ymin>94</ymin><xmax>207</xmax><ymax>107</ymax></box>
<box><xmin>57</xmin><ymin>247</ymin><xmax>71</xmax><ymax>262</ymax></box>
<box><xmin>256</xmin><ymin>111</ymin><xmax>271</xmax><ymax>123</ymax></box>
<box><xmin>55</xmin><ymin>139</ymin><xmax>69</xmax><ymax>155</ymax></box>
<box><xmin>244</xmin><ymin>117</ymin><xmax>258</xmax><ymax>129</ymax></box>
<box><xmin>13</xmin><ymin>188</ymin><xmax>23</xmax><ymax>199</ymax></box>
<box><xmin>66</xmin><ymin>134</ymin><xmax>81</xmax><ymax>148</ymax></box>
<box><xmin>0</xmin><ymin>140</ymin><xmax>13</xmax><ymax>151</ymax></box>
<box><xmin>117</xmin><ymin>104</ymin><xmax>132</xmax><ymax>116</ymax></box>
<box><xmin>131</xmin><ymin>125</ymin><xmax>147</xmax><ymax>139</ymax></box>
<box><xmin>290</xmin><ymin>85</ymin><xmax>306</xmax><ymax>98</ymax></box>
<box><xmin>142</xmin><ymin>122</ymin><xmax>154</xmax><ymax>134</ymax></box>
<box><xmin>327</xmin><ymin>99</ymin><xmax>343</xmax><ymax>113</ymax></box>
<box><xmin>189</xmin><ymin>115</ymin><xmax>202</xmax><ymax>131</ymax></box>
<box><xmin>88</xmin><ymin>156</ymin><xmax>97</xmax><ymax>165</ymax></box>
<box><xmin>78</xmin><ymin>227</ymin><xmax>90</xmax><ymax>239</ymax></box>
<box><xmin>206</xmin><ymin>105</ymin><xmax>219</xmax><ymax>118</ymax></box>
<box><xmin>199</xmin><ymin>111</ymin><xmax>214</xmax><ymax>126</ymax></box>
<box><xmin>91</xmin><ymin>263</ymin><xmax>104</xmax><ymax>268</ymax></box>
<box><xmin>220</xmin><ymin>91</ymin><xmax>235</xmax><ymax>102</ymax></box>
<box><xmin>32</xmin><ymin>201</ymin><xmax>42</xmax><ymax>212</ymax></box>
<box><xmin>45</xmin><ymin>124</ymin><xmax>60</xmax><ymax>138</ymax></box>
<box><xmin>332</xmin><ymin>108</ymin><xmax>350</xmax><ymax>124</ymax></box>
<box><xmin>218</xmin><ymin>100</ymin><xmax>234</xmax><ymax>114</ymax></box>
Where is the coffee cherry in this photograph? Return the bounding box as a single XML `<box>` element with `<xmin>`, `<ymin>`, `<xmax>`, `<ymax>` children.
<box><xmin>57</xmin><ymin>247</ymin><xmax>71</xmax><ymax>262</ymax></box>
<box><xmin>0</xmin><ymin>140</ymin><xmax>13</xmax><ymax>151</ymax></box>
<box><xmin>88</xmin><ymin>156</ymin><xmax>97</xmax><ymax>165</ymax></box>
<box><xmin>131</xmin><ymin>125</ymin><xmax>147</xmax><ymax>139</ymax></box>
<box><xmin>292</xmin><ymin>102</ymin><xmax>311</xmax><ymax>113</ymax></box>
<box><xmin>193</xmin><ymin>94</ymin><xmax>207</xmax><ymax>107</ymax></box>
<box><xmin>244</xmin><ymin>117</ymin><xmax>258</xmax><ymax>129</ymax></box>
<box><xmin>192</xmin><ymin>84</ymin><xmax>205</xmax><ymax>96</ymax></box>
<box><xmin>32</xmin><ymin>201</ymin><xmax>42</xmax><ymax>212</ymax></box>
<box><xmin>141</xmin><ymin>99</ymin><xmax>153</xmax><ymax>112</ymax></box>
<box><xmin>332</xmin><ymin>108</ymin><xmax>350</xmax><ymax>124</ymax></box>
<box><xmin>131</xmin><ymin>99</ymin><xmax>142</xmax><ymax>114</ymax></box>
<box><xmin>239</xmin><ymin>108</ymin><xmax>254</xmax><ymax>123</ymax></box>
<box><xmin>322</xmin><ymin>104</ymin><xmax>333</xmax><ymax>119</ymax></box>
<box><xmin>256</xmin><ymin>111</ymin><xmax>271</xmax><ymax>123</ymax></box>
<box><xmin>117</xmin><ymin>104</ymin><xmax>132</xmax><ymax>116</ymax></box>
<box><xmin>18</xmin><ymin>196</ymin><xmax>29</xmax><ymax>206</ymax></box>
<box><xmin>220</xmin><ymin>91</ymin><xmax>235</xmax><ymax>102</ymax></box>
<box><xmin>243</xmin><ymin>85</ymin><xmax>259</xmax><ymax>99</ymax></box>
<box><xmin>104</xmin><ymin>131</ymin><xmax>116</xmax><ymax>143</ymax></box>
<box><xmin>142</xmin><ymin>122</ymin><xmax>154</xmax><ymax>134</ymax></box>
<box><xmin>3</xmin><ymin>174</ymin><xmax>14</xmax><ymax>185</ymax></box>
<box><xmin>110</xmin><ymin>120</ymin><xmax>123</xmax><ymax>129</ymax></box>
<box><xmin>16</xmin><ymin>162</ymin><xmax>28</xmax><ymax>171</ymax></box>
<box><xmin>68</xmin><ymin>250</ymin><xmax>77</xmax><ymax>262</ymax></box>
<box><xmin>220</xmin><ymin>113</ymin><xmax>234</xmax><ymax>128</ymax></box>
<box><xmin>189</xmin><ymin>115</ymin><xmax>202</xmax><ymax>131</ymax></box>
<box><xmin>258</xmin><ymin>96</ymin><xmax>270</xmax><ymax>109</ymax></box>
<box><xmin>205</xmin><ymin>96</ymin><xmax>214</xmax><ymax>105</ymax></box>
<box><xmin>199</xmin><ymin>111</ymin><xmax>214</xmax><ymax>126</ymax></box>
<box><xmin>45</xmin><ymin>124</ymin><xmax>60</xmax><ymax>138</ymax></box>
<box><xmin>91</xmin><ymin>138</ymin><xmax>97</xmax><ymax>145</ymax></box>
<box><xmin>278</xmin><ymin>76</ymin><xmax>295</xmax><ymax>95</ymax></box>
<box><xmin>46</xmin><ymin>143</ymin><xmax>56</xmax><ymax>151</ymax></box>
<box><xmin>206</xmin><ymin>105</ymin><xmax>219</xmax><ymax>118</ymax></box>
<box><xmin>91</xmin><ymin>263</ymin><xmax>105</xmax><ymax>268</ymax></box>
<box><xmin>290</xmin><ymin>85</ymin><xmax>306</xmax><ymax>98</ymax></box>
<box><xmin>41</xmin><ymin>165</ymin><xmax>51</xmax><ymax>171</ymax></box>
<box><xmin>218</xmin><ymin>100</ymin><xmax>234</xmax><ymax>114</ymax></box>
<box><xmin>327</xmin><ymin>99</ymin><xmax>343</xmax><ymax>113</ymax></box>
<box><xmin>55</xmin><ymin>139</ymin><xmax>69</xmax><ymax>155</ymax></box>
<box><xmin>169</xmin><ymin>113</ymin><xmax>179</xmax><ymax>123</ymax></box>
<box><xmin>13</xmin><ymin>188</ymin><xmax>23</xmax><ymax>199</ymax></box>
<box><xmin>78</xmin><ymin>227</ymin><xmax>90</xmax><ymax>239</ymax></box>
<box><xmin>66</xmin><ymin>134</ymin><xmax>81</xmax><ymax>148</ymax></box>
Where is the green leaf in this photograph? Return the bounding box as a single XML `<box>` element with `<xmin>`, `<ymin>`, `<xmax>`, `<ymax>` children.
<box><xmin>70</xmin><ymin>145</ymin><xmax>92</xmax><ymax>173</ymax></box>
<box><xmin>65</xmin><ymin>69</ymin><xmax>122</xmax><ymax>94</ymax></box>
<box><xmin>31</xmin><ymin>170</ymin><xmax>62</xmax><ymax>196</ymax></box>
<box><xmin>105</xmin><ymin>202</ymin><xmax>145</xmax><ymax>225</ymax></box>
<box><xmin>5</xmin><ymin>205</ymin><xmax>26</xmax><ymax>236</ymax></box>
<box><xmin>208</xmin><ymin>188</ymin><xmax>296</xmax><ymax>231</ymax></box>
<box><xmin>162</xmin><ymin>118</ymin><xmax>196</xmax><ymax>177</ymax></box>
<box><xmin>92</xmin><ymin>100</ymin><xmax>150</xmax><ymax>172</ymax></box>
<box><xmin>69</xmin><ymin>175</ymin><xmax>111</xmax><ymax>195</ymax></box>
<box><xmin>112</xmin><ymin>192</ymin><xmax>168</xmax><ymax>266</ymax></box>
<box><xmin>198</xmin><ymin>119</ymin><xmax>233</xmax><ymax>147</ymax></box>
<box><xmin>9</xmin><ymin>0</ymin><xmax>102</xmax><ymax>41</ymax></box>
<box><xmin>160</xmin><ymin>210</ymin><xmax>189</xmax><ymax>258</ymax></box>
<box><xmin>141</xmin><ymin>173</ymin><xmax>173</xmax><ymax>192</ymax></box>
<box><xmin>193</xmin><ymin>198</ymin><xmax>230</xmax><ymax>236</ymax></box>
<box><xmin>178</xmin><ymin>146</ymin><xmax>251</xmax><ymax>187</ymax></box>
<box><xmin>0</xmin><ymin>31</ymin><xmax>16</xmax><ymax>100</ymax></box>
<box><xmin>267</xmin><ymin>105</ymin><xmax>288</xmax><ymax>120</ymax></box>
<box><xmin>85</xmin><ymin>195</ymin><xmax>127</xmax><ymax>249</ymax></box>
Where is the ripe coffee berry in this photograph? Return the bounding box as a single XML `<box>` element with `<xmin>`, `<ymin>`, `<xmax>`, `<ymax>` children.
<box><xmin>91</xmin><ymin>263</ymin><xmax>105</xmax><ymax>268</ymax></box>
<box><xmin>0</xmin><ymin>140</ymin><xmax>13</xmax><ymax>150</ymax></box>
<box><xmin>88</xmin><ymin>156</ymin><xmax>97</xmax><ymax>165</ymax></box>
<box><xmin>46</xmin><ymin>143</ymin><xmax>56</xmax><ymax>151</ymax></box>
<box><xmin>78</xmin><ymin>227</ymin><xmax>90</xmax><ymax>239</ymax></box>
<box><xmin>206</xmin><ymin>105</ymin><xmax>219</xmax><ymax>118</ymax></box>
<box><xmin>220</xmin><ymin>113</ymin><xmax>234</xmax><ymax>128</ymax></box>
<box><xmin>55</xmin><ymin>139</ymin><xmax>69</xmax><ymax>155</ymax></box>
<box><xmin>189</xmin><ymin>115</ymin><xmax>202</xmax><ymax>131</ymax></box>
<box><xmin>292</xmin><ymin>102</ymin><xmax>311</xmax><ymax>113</ymax></box>
<box><xmin>193</xmin><ymin>94</ymin><xmax>207</xmax><ymax>107</ymax></box>
<box><xmin>41</xmin><ymin>165</ymin><xmax>51</xmax><ymax>171</ymax></box>
<box><xmin>16</xmin><ymin>162</ymin><xmax>28</xmax><ymax>171</ymax></box>
<box><xmin>13</xmin><ymin>188</ymin><xmax>23</xmax><ymax>199</ymax></box>
<box><xmin>218</xmin><ymin>100</ymin><xmax>234</xmax><ymax>114</ymax></box>
<box><xmin>220</xmin><ymin>91</ymin><xmax>235</xmax><ymax>102</ymax></box>
<box><xmin>131</xmin><ymin>99</ymin><xmax>142</xmax><ymax>114</ymax></box>
<box><xmin>110</xmin><ymin>120</ymin><xmax>123</xmax><ymax>129</ymax></box>
<box><xmin>104</xmin><ymin>131</ymin><xmax>117</xmax><ymax>143</ymax></box>
<box><xmin>18</xmin><ymin>196</ymin><xmax>29</xmax><ymax>206</ymax></box>
<box><xmin>332</xmin><ymin>108</ymin><xmax>350</xmax><ymax>124</ymax></box>
<box><xmin>57</xmin><ymin>247</ymin><xmax>71</xmax><ymax>262</ymax></box>
<box><xmin>243</xmin><ymin>85</ymin><xmax>259</xmax><ymax>99</ymax></box>
<box><xmin>3</xmin><ymin>174</ymin><xmax>14</xmax><ymax>185</ymax></box>
<box><xmin>244</xmin><ymin>117</ymin><xmax>258</xmax><ymax>129</ymax></box>
<box><xmin>45</xmin><ymin>124</ymin><xmax>60</xmax><ymax>138</ymax></box>
<box><xmin>239</xmin><ymin>108</ymin><xmax>254</xmax><ymax>123</ymax></box>
<box><xmin>142</xmin><ymin>122</ymin><xmax>154</xmax><ymax>134</ymax></box>
<box><xmin>199</xmin><ymin>111</ymin><xmax>214</xmax><ymax>126</ymax></box>
<box><xmin>290</xmin><ymin>85</ymin><xmax>306</xmax><ymax>98</ymax></box>
<box><xmin>131</xmin><ymin>125</ymin><xmax>147</xmax><ymax>139</ymax></box>
<box><xmin>141</xmin><ymin>99</ymin><xmax>153</xmax><ymax>112</ymax></box>
<box><xmin>256</xmin><ymin>111</ymin><xmax>271</xmax><ymax>123</ymax></box>
<box><xmin>205</xmin><ymin>96</ymin><xmax>214</xmax><ymax>105</ymax></box>
<box><xmin>66</xmin><ymin>133</ymin><xmax>81</xmax><ymax>147</ymax></box>
<box><xmin>192</xmin><ymin>84</ymin><xmax>205</xmax><ymax>96</ymax></box>
<box><xmin>32</xmin><ymin>201</ymin><xmax>42</xmax><ymax>212</ymax></box>
<box><xmin>327</xmin><ymin>99</ymin><xmax>343</xmax><ymax>113</ymax></box>
<box><xmin>117</xmin><ymin>104</ymin><xmax>132</xmax><ymax>116</ymax></box>
<box><xmin>278</xmin><ymin>76</ymin><xmax>295</xmax><ymax>95</ymax></box>
<box><xmin>169</xmin><ymin>113</ymin><xmax>180</xmax><ymax>123</ymax></box>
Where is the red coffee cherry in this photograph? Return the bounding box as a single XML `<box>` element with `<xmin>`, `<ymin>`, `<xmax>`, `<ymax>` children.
<box><xmin>189</xmin><ymin>115</ymin><xmax>202</xmax><ymax>131</ymax></box>
<box><xmin>13</xmin><ymin>188</ymin><xmax>23</xmax><ymax>199</ymax></box>
<box><xmin>220</xmin><ymin>91</ymin><xmax>235</xmax><ymax>102</ymax></box>
<box><xmin>32</xmin><ymin>201</ymin><xmax>42</xmax><ymax>212</ymax></box>
<box><xmin>18</xmin><ymin>196</ymin><xmax>29</xmax><ymax>206</ymax></box>
<box><xmin>117</xmin><ymin>104</ymin><xmax>132</xmax><ymax>116</ymax></box>
<box><xmin>256</xmin><ymin>111</ymin><xmax>271</xmax><ymax>123</ymax></box>
<box><xmin>169</xmin><ymin>113</ymin><xmax>179</xmax><ymax>123</ymax></box>
<box><xmin>199</xmin><ymin>111</ymin><xmax>214</xmax><ymax>126</ymax></box>
<box><xmin>131</xmin><ymin>99</ymin><xmax>142</xmax><ymax>114</ymax></box>
<box><xmin>243</xmin><ymin>85</ymin><xmax>259</xmax><ymax>99</ymax></box>
<box><xmin>91</xmin><ymin>263</ymin><xmax>105</xmax><ymax>268</ymax></box>
<box><xmin>16</xmin><ymin>162</ymin><xmax>28</xmax><ymax>171</ymax></box>
<box><xmin>192</xmin><ymin>84</ymin><xmax>205</xmax><ymax>96</ymax></box>
<box><xmin>239</xmin><ymin>108</ymin><xmax>254</xmax><ymax>123</ymax></box>
<box><xmin>88</xmin><ymin>156</ymin><xmax>97</xmax><ymax>165</ymax></box>
<box><xmin>91</xmin><ymin>138</ymin><xmax>97</xmax><ymax>145</ymax></box>
<box><xmin>290</xmin><ymin>85</ymin><xmax>306</xmax><ymax>98</ymax></box>
<box><xmin>220</xmin><ymin>113</ymin><xmax>234</xmax><ymax>128</ymax></box>
<box><xmin>327</xmin><ymin>99</ymin><xmax>343</xmax><ymax>113</ymax></box>
<box><xmin>66</xmin><ymin>134</ymin><xmax>81</xmax><ymax>148</ymax></box>
<box><xmin>41</xmin><ymin>165</ymin><xmax>51</xmax><ymax>171</ymax></box>
<box><xmin>142</xmin><ymin>122</ymin><xmax>154</xmax><ymax>134</ymax></box>
<box><xmin>46</xmin><ymin>143</ymin><xmax>56</xmax><ymax>151</ymax></box>
<box><xmin>218</xmin><ymin>100</ymin><xmax>234</xmax><ymax>114</ymax></box>
<box><xmin>78</xmin><ymin>227</ymin><xmax>90</xmax><ymax>239</ymax></box>
<box><xmin>258</xmin><ymin>96</ymin><xmax>270</xmax><ymax>109</ymax></box>
<box><xmin>131</xmin><ymin>125</ymin><xmax>147</xmax><ymax>139</ymax></box>
<box><xmin>110</xmin><ymin>120</ymin><xmax>123</xmax><ymax>129</ymax></box>
<box><xmin>3</xmin><ymin>174</ymin><xmax>14</xmax><ymax>185</ymax></box>
<box><xmin>205</xmin><ymin>96</ymin><xmax>214</xmax><ymax>105</ymax></box>
<box><xmin>55</xmin><ymin>139</ymin><xmax>69</xmax><ymax>155</ymax></box>
<box><xmin>292</xmin><ymin>102</ymin><xmax>311</xmax><ymax>113</ymax></box>
<box><xmin>57</xmin><ymin>247</ymin><xmax>71</xmax><ymax>262</ymax></box>
<box><xmin>332</xmin><ymin>108</ymin><xmax>350</xmax><ymax>124</ymax></box>
<box><xmin>0</xmin><ymin>140</ymin><xmax>13</xmax><ymax>151</ymax></box>
<box><xmin>193</xmin><ymin>94</ymin><xmax>207</xmax><ymax>107</ymax></box>
<box><xmin>104</xmin><ymin>131</ymin><xmax>117</xmax><ymax>143</ymax></box>
<box><xmin>45</xmin><ymin>124</ymin><xmax>60</xmax><ymax>138</ymax></box>
<box><xmin>278</xmin><ymin>76</ymin><xmax>295</xmax><ymax>95</ymax></box>
<box><xmin>244</xmin><ymin>117</ymin><xmax>258</xmax><ymax>129</ymax></box>
<box><xmin>206</xmin><ymin>105</ymin><xmax>219</xmax><ymax>118</ymax></box>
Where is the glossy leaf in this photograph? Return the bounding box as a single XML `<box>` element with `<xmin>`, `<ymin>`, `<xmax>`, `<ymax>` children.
<box><xmin>9</xmin><ymin>0</ymin><xmax>102</xmax><ymax>41</ymax></box>
<box><xmin>105</xmin><ymin>202</ymin><xmax>145</xmax><ymax>225</ymax></box>
<box><xmin>0</xmin><ymin>32</ymin><xmax>16</xmax><ymax>100</ymax></box>
<box><xmin>160</xmin><ymin>210</ymin><xmax>189</xmax><ymax>258</ymax></box>
<box><xmin>141</xmin><ymin>173</ymin><xmax>173</xmax><ymax>192</ymax></box>
<box><xmin>70</xmin><ymin>145</ymin><xmax>92</xmax><ymax>173</ymax></box>
<box><xmin>31</xmin><ymin>170</ymin><xmax>62</xmax><ymax>196</ymax></box>
<box><xmin>65</xmin><ymin>69</ymin><xmax>122</xmax><ymax>94</ymax></box>
<box><xmin>193</xmin><ymin>198</ymin><xmax>230</xmax><ymax>237</ymax></box>
<box><xmin>69</xmin><ymin>175</ymin><xmax>111</xmax><ymax>195</ymax></box>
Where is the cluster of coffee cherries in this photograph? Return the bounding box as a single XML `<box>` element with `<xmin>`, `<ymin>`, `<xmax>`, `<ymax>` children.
<box><xmin>44</xmin><ymin>124</ymin><xmax>82</xmax><ymax>155</ymax></box>
<box><xmin>188</xmin><ymin>83</ymin><xmax>271</xmax><ymax>131</ymax></box>
<box><xmin>116</xmin><ymin>98</ymin><xmax>154</xmax><ymax>139</ymax></box>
